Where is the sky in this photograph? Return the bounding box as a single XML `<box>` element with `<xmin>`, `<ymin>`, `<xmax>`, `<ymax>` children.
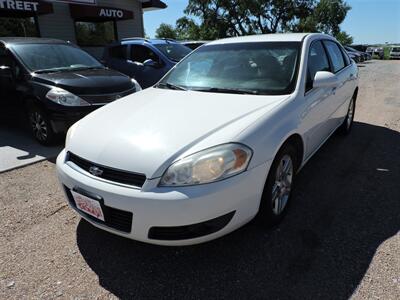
<box><xmin>143</xmin><ymin>0</ymin><xmax>400</xmax><ymax>44</ymax></box>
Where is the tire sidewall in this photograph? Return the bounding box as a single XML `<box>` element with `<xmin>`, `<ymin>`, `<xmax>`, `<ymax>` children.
<box><xmin>256</xmin><ymin>143</ymin><xmax>298</xmax><ymax>226</ymax></box>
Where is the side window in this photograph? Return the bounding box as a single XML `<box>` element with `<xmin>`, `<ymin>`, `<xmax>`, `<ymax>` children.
<box><xmin>306</xmin><ymin>40</ymin><xmax>330</xmax><ymax>91</ymax></box>
<box><xmin>109</xmin><ymin>45</ymin><xmax>127</xmax><ymax>60</ymax></box>
<box><xmin>130</xmin><ymin>45</ymin><xmax>159</xmax><ymax>64</ymax></box>
<box><xmin>323</xmin><ymin>40</ymin><xmax>346</xmax><ymax>73</ymax></box>
<box><xmin>339</xmin><ymin>45</ymin><xmax>351</xmax><ymax>66</ymax></box>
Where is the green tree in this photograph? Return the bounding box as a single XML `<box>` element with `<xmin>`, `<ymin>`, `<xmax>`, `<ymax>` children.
<box><xmin>155</xmin><ymin>23</ymin><xmax>177</xmax><ymax>39</ymax></box>
<box><xmin>335</xmin><ymin>31</ymin><xmax>353</xmax><ymax>45</ymax></box>
<box><xmin>177</xmin><ymin>0</ymin><xmax>352</xmax><ymax>42</ymax></box>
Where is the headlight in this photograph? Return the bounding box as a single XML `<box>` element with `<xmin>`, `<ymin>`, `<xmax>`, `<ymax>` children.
<box><xmin>131</xmin><ymin>78</ymin><xmax>142</xmax><ymax>92</ymax></box>
<box><xmin>46</xmin><ymin>87</ymin><xmax>89</xmax><ymax>106</ymax></box>
<box><xmin>159</xmin><ymin>143</ymin><xmax>252</xmax><ymax>187</ymax></box>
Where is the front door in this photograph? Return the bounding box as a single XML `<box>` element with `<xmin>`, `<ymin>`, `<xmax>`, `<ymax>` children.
<box><xmin>302</xmin><ymin>40</ymin><xmax>337</xmax><ymax>158</ymax></box>
<box><xmin>0</xmin><ymin>47</ymin><xmax>18</xmax><ymax>113</ymax></box>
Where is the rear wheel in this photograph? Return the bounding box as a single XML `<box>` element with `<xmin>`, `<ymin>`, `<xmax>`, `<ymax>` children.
<box><xmin>338</xmin><ymin>96</ymin><xmax>356</xmax><ymax>135</ymax></box>
<box><xmin>28</xmin><ymin>106</ymin><xmax>55</xmax><ymax>145</ymax></box>
<box><xmin>255</xmin><ymin>143</ymin><xmax>298</xmax><ymax>226</ymax></box>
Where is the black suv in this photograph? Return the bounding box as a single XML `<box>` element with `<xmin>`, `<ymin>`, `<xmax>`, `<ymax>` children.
<box><xmin>0</xmin><ymin>37</ymin><xmax>140</xmax><ymax>145</ymax></box>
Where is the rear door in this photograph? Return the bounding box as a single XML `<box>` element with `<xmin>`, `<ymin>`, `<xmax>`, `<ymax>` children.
<box><xmin>322</xmin><ymin>40</ymin><xmax>354</xmax><ymax>130</ymax></box>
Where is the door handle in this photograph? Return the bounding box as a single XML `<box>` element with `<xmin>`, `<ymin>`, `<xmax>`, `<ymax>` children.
<box><xmin>331</xmin><ymin>87</ymin><xmax>337</xmax><ymax>95</ymax></box>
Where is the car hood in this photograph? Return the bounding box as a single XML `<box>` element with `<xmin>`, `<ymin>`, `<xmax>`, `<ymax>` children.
<box><xmin>67</xmin><ymin>88</ymin><xmax>289</xmax><ymax>178</ymax></box>
<box><xmin>33</xmin><ymin>68</ymin><xmax>133</xmax><ymax>94</ymax></box>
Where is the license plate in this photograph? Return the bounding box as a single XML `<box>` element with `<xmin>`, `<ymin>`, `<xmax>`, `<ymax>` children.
<box><xmin>71</xmin><ymin>190</ymin><xmax>105</xmax><ymax>221</ymax></box>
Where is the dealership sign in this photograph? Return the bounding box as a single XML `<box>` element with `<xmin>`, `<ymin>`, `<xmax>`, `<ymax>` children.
<box><xmin>70</xmin><ymin>4</ymin><xmax>133</xmax><ymax>20</ymax></box>
<box><xmin>0</xmin><ymin>0</ymin><xmax>53</xmax><ymax>14</ymax></box>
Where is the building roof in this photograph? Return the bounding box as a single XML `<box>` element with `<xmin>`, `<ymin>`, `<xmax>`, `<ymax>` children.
<box><xmin>142</xmin><ymin>0</ymin><xmax>167</xmax><ymax>11</ymax></box>
<box><xmin>208</xmin><ymin>33</ymin><xmax>328</xmax><ymax>45</ymax></box>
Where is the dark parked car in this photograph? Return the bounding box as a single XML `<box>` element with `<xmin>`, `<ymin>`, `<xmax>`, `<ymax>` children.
<box><xmin>0</xmin><ymin>37</ymin><xmax>140</xmax><ymax>145</ymax></box>
<box><xmin>102</xmin><ymin>38</ymin><xmax>192</xmax><ymax>89</ymax></box>
<box><xmin>344</xmin><ymin>46</ymin><xmax>369</xmax><ymax>61</ymax></box>
<box><xmin>347</xmin><ymin>51</ymin><xmax>360</xmax><ymax>63</ymax></box>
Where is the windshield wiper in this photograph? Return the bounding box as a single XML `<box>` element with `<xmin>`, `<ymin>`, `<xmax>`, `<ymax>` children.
<box><xmin>156</xmin><ymin>82</ymin><xmax>188</xmax><ymax>91</ymax></box>
<box><xmin>194</xmin><ymin>87</ymin><xmax>259</xmax><ymax>95</ymax></box>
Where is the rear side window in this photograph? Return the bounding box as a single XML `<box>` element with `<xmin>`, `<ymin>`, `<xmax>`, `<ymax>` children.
<box><xmin>324</xmin><ymin>40</ymin><xmax>346</xmax><ymax>73</ymax></box>
<box><xmin>340</xmin><ymin>45</ymin><xmax>351</xmax><ymax>65</ymax></box>
<box><xmin>306</xmin><ymin>40</ymin><xmax>330</xmax><ymax>91</ymax></box>
<box><xmin>109</xmin><ymin>45</ymin><xmax>127</xmax><ymax>59</ymax></box>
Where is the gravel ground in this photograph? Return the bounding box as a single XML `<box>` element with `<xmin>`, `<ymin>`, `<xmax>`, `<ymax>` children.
<box><xmin>1</xmin><ymin>60</ymin><xmax>399</xmax><ymax>299</ymax></box>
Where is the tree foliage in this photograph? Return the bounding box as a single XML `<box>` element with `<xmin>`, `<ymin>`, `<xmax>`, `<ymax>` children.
<box><xmin>155</xmin><ymin>23</ymin><xmax>177</xmax><ymax>39</ymax></box>
<box><xmin>335</xmin><ymin>31</ymin><xmax>353</xmax><ymax>45</ymax></box>
<box><xmin>164</xmin><ymin>0</ymin><xmax>352</xmax><ymax>42</ymax></box>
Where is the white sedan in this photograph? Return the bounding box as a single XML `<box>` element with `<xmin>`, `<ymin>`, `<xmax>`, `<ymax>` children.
<box><xmin>57</xmin><ymin>33</ymin><xmax>358</xmax><ymax>246</ymax></box>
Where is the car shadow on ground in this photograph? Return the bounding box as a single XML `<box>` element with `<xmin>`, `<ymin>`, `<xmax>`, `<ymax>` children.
<box><xmin>0</xmin><ymin>114</ymin><xmax>62</xmax><ymax>172</ymax></box>
<box><xmin>76</xmin><ymin>121</ymin><xmax>400</xmax><ymax>299</ymax></box>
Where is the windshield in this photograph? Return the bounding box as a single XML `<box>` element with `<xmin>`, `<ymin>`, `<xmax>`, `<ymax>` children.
<box><xmin>158</xmin><ymin>42</ymin><xmax>301</xmax><ymax>95</ymax></box>
<box><xmin>154</xmin><ymin>43</ymin><xmax>192</xmax><ymax>62</ymax></box>
<box><xmin>392</xmin><ymin>48</ymin><xmax>400</xmax><ymax>52</ymax></box>
<box><xmin>11</xmin><ymin>43</ymin><xmax>103</xmax><ymax>73</ymax></box>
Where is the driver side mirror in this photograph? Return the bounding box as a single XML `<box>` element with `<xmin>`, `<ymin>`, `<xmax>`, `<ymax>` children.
<box><xmin>143</xmin><ymin>59</ymin><xmax>161</xmax><ymax>68</ymax></box>
<box><xmin>313</xmin><ymin>71</ymin><xmax>339</xmax><ymax>88</ymax></box>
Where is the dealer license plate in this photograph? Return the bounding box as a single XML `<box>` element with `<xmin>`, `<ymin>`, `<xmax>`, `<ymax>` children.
<box><xmin>71</xmin><ymin>190</ymin><xmax>105</xmax><ymax>221</ymax></box>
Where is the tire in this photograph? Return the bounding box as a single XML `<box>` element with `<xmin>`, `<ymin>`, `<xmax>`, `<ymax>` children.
<box><xmin>27</xmin><ymin>106</ymin><xmax>56</xmax><ymax>145</ymax></box>
<box><xmin>338</xmin><ymin>95</ymin><xmax>356</xmax><ymax>135</ymax></box>
<box><xmin>255</xmin><ymin>143</ymin><xmax>298</xmax><ymax>227</ymax></box>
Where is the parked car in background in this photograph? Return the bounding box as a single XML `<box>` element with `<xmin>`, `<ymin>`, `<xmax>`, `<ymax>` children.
<box><xmin>389</xmin><ymin>47</ymin><xmax>400</xmax><ymax>59</ymax></box>
<box><xmin>181</xmin><ymin>41</ymin><xmax>208</xmax><ymax>50</ymax></box>
<box><xmin>366</xmin><ymin>47</ymin><xmax>374</xmax><ymax>57</ymax></box>
<box><xmin>345</xmin><ymin>48</ymin><xmax>363</xmax><ymax>62</ymax></box>
<box><xmin>347</xmin><ymin>51</ymin><xmax>360</xmax><ymax>63</ymax></box>
<box><xmin>0</xmin><ymin>37</ymin><xmax>140</xmax><ymax>145</ymax></box>
<box><xmin>368</xmin><ymin>47</ymin><xmax>385</xmax><ymax>59</ymax></box>
<box><xmin>57</xmin><ymin>33</ymin><xmax>358</xmax><ymax>246</ymax></box>
<box><xmin>102</xmin><ymin>38</ymin><xmax>192</xmax><ymax>89</ymax></box>
<box><xmin>344</xmin><ymin>46</ymin><xmax>369</xmax><ymax>61</ymax></box>
<box><xmin>375</xmin><ymin>47</ymin><xmax>385</xmax><ymax>59</ymax></box>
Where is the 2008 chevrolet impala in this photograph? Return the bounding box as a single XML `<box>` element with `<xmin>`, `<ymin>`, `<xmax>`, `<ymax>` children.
<box><xmin>57</xmin><ymin>33</ymin><xmax>358</xmax><ymax>246</ymax></box>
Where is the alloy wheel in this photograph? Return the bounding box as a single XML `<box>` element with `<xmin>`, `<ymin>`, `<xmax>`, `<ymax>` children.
<box><xmin>271</xmin><ymin>154</ymin><xmax>293</xmax><ymax>215</ymax></box>
<box><xmin>30</xmin><ymin>111</ymin><xmax>48</xmax><ymax>142</ymax></box>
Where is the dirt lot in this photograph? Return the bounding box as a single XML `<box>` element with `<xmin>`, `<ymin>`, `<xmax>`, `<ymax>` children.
<box><xmin>1</xmin><ymin>60</ymin><xmax>399</xmax><ymax>299</ymax></box>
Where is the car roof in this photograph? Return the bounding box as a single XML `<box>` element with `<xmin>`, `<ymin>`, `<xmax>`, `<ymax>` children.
<box><xmin>207</xmin><ymin>33</ymin><xmax>331</xmax><ymax>45</ymax></box>
<box><xmin>119</xmin><ymin>37</ymin><xmax>180</xmax><ymax>46</ymax></box>
<box><xmin>0</xmin><ymin>37</ymin><xmax>69</xmax><ymax>45</ymax></box>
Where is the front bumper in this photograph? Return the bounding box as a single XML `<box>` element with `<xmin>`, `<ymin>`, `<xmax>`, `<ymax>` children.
<box><xmin>56</xmin><ymin>150</ymin><xmax>270</xmax><ymax>246</ymax></box>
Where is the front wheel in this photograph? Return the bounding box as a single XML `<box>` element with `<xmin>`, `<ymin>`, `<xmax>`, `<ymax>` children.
<box><xmin>255</xmin><ymin>143</ymin><xmax>298</xmax><ymax>226</ymax></box>
<box><xmin>28</xmin><ymin>106</ymin><xmax>56</xmax><ymax>145</ymax></box>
